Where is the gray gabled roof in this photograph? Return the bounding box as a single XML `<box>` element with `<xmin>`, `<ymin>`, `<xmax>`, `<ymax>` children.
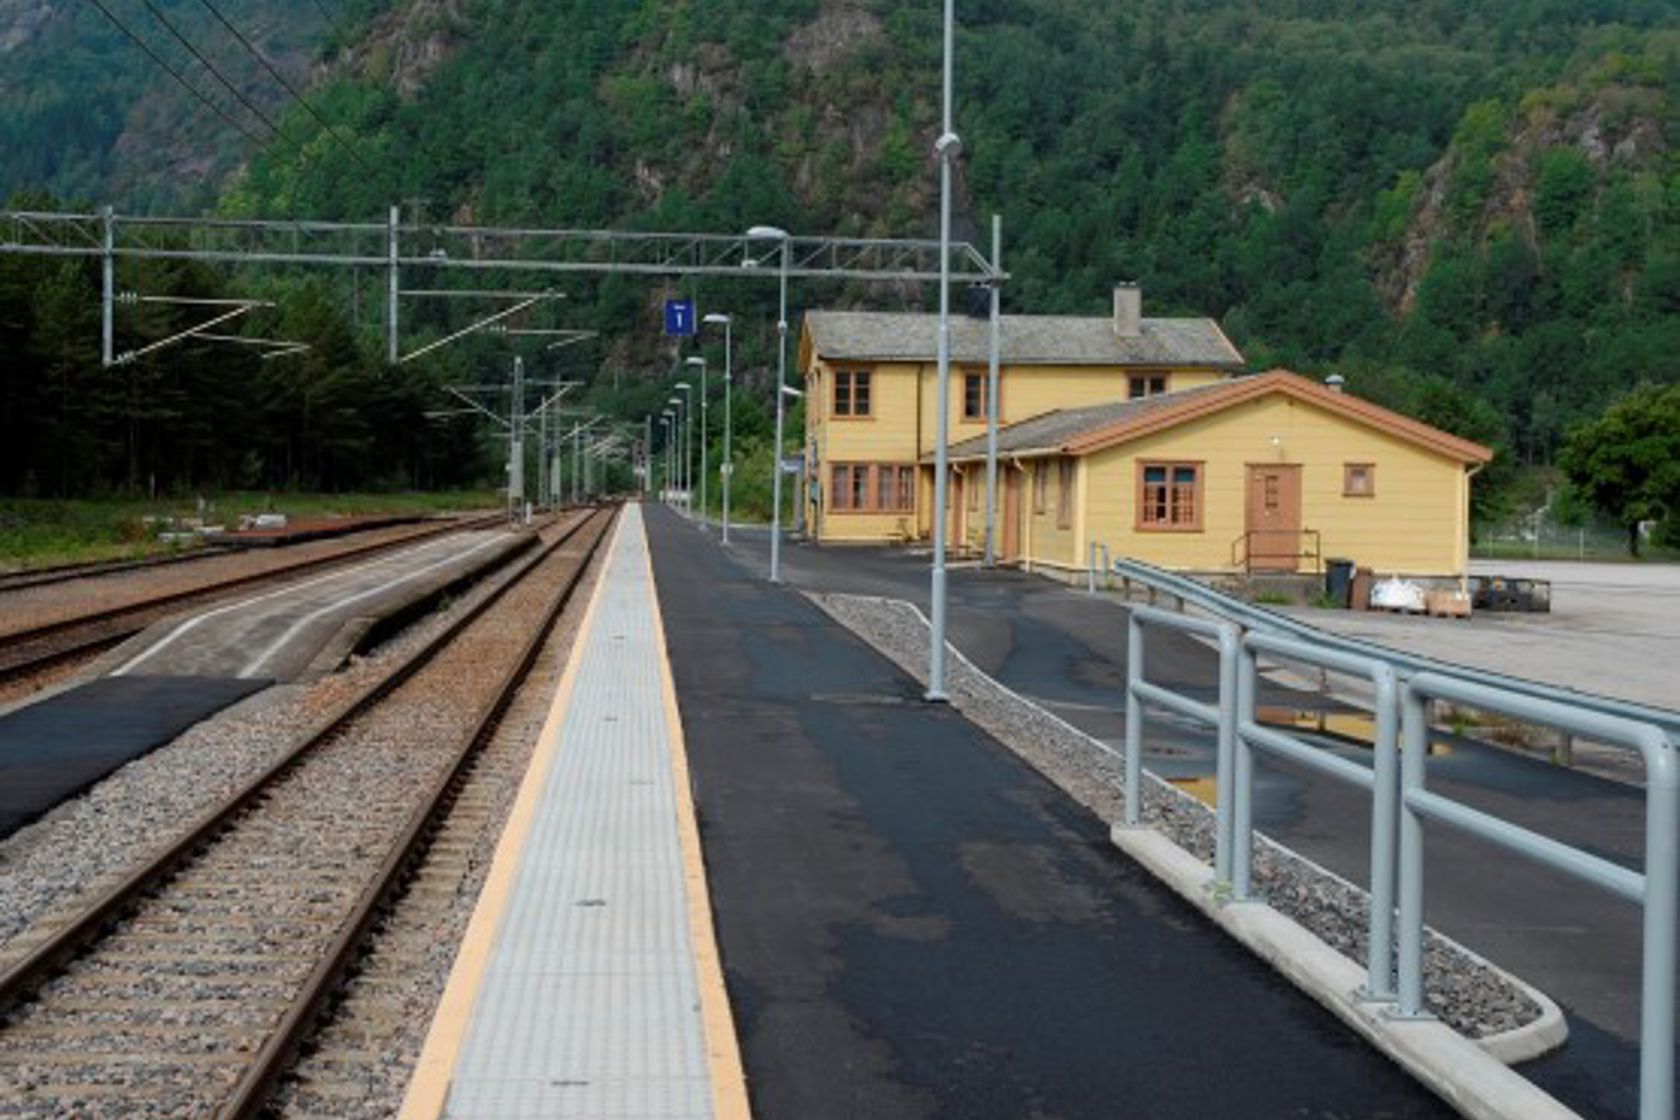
<box><xmin>940</xmin><ymin>379</ymin><xmax>1240</xmax><ymax>461</ymax></box>
<box><xmin>803</xmin><ymin>310</ymin><xmax>1245</xmax><ymax>369</ymax></box>
<box><xmin>936</xmin><ymin>370</ymin><xmax>1496</xmax><ymax>465</ymax></box>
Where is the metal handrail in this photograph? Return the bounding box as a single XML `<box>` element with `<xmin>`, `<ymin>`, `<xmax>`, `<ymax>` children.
<box><xmin>1236</xmin><ymin>632</ymin><xmax>1402</xmax><ymax>1001</ymax></box>
<box><xmin>1109</xmin><ymin>555</ymin><xmax>1680</xmax><ymax>741</ymax></box>
<box><xmin>1114</xmin><ymin>564</ymin><xmax>1680</xmax><ymax>1118</ymax></box>
<box><xmin>1230</xmin><ymin>528</ymin><xmax>1323</xmax><ymax>574</ymax></box>
<box><xmin>1399</xmin><ymin>674</ymin><xmax>1677</xmax><ymax>1118</ymax></box>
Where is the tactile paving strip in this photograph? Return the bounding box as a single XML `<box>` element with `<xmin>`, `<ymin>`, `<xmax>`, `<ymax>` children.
<box><xmin>445</xmin><ymin>506</ymin><xmax>712</xmax><ymax>1120</ymax></box>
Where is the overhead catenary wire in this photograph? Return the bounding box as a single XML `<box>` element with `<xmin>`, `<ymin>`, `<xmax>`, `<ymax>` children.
<box><xmin>191</xmin><ymin>0</ymin><xmax>384</xmax><ymax>183</ymax></box>
<box><xmin>83</xmin><ymin>0</ymin><xmax>266</xmax><ymax>146</ymax></box>
<box><xmin>133</xmin><ymin>0</ymin><xmax>287</xmax><ymax>139</ymax></box>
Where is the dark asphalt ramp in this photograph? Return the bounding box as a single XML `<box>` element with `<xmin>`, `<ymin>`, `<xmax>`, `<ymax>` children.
<box><xmin>0</xmin><ymin>676</ymin><xmax>269</xmax><ymax>836</ymax></box>
<box><xmin>645</xmin><ymin>505</ymin><xmax>1448</xmax><ymax>1120</ymax></box>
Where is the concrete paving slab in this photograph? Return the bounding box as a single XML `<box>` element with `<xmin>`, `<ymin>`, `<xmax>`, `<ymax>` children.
<box><xmin>410</xmin><ymin>507</ymin><xmax>739</xmax><ymax>1120</ymax></box>
<box><xmin>106</xmin><ymin>529</ymin><xmax>524</xmax><ymax>682</ymax></box>
<box><xmin>1267</xmin><ymin>559</ymin><xmax>1680</xmax><ymax>715</ymax></box>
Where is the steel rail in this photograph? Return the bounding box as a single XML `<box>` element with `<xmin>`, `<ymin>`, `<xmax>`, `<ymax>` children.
<box><xmin>0</xmin><ymin>513</ymin><xmax>506</xmax><ymax>685</ymax></box>
<box><xmin>0</xmin><ymin>508</ymin><xmax>610</xmax><ymax>1050</ymax></box>
<box><xmin>0</xmin><ymin>545</ymin><xmax>236</xmax><ymax>594</ymax></box>
<box><xmin>222</xmin><ymin>504</ymin><xmax>616</xmax><ymax>1117</ymax></box>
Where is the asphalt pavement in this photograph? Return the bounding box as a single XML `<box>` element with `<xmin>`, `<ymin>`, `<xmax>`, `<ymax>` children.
<box><xmin>703</xmin><ymin>514</ymin><xmax>1662</xmax><ymax>1119</ymax></box>
<box><xmin>0</xmin><ymin>675</ymin><xmax>267</xmax><ymax>836</ymax></box>
<box><xmin>646</xmin><ymin>504</ymin><xmax>1448</xmax><ymax>1119</ymax></box>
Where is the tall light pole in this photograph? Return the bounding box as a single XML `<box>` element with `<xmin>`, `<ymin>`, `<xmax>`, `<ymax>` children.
<box><xmin>685</xmin><ymin>356</ymin><xmax>708</xmax><ymax>525</ymax></box>
<box><xmin>661</xmin><ymin>412</ymin><xmax>675</xmax><ymax>500</ymax></box>
<box><xmin>927</xmin><ymin>0</ymin><xmax>959</xmax><ymax>701</ymax></box>
<box><xmin>671</xmin><ymin>384</ymin><xmax>693</xmax><ymax>513</ymax></box>
<box><xmin>643</xmin><ymin>414</ymin><xmax>653</xmax><ymax>498</ymax></box>
<box><xmin>703</xmin><ymin>312</ymin><xmax>734</xmax><ymax>543</ymax></box>
<box><xmin>748</xmin><ymin>225</ymin><xmax>791</xmax><ymax>583</ymax></box>
<box><xmin>984</xmin><ymin>213</ymin><xmax>1002</xmax><ymax>566</ymax></box>
<box><xmin>666</xmin><ymin>399</ymin><xmax>683</xmax><ymax>504</ymax></box>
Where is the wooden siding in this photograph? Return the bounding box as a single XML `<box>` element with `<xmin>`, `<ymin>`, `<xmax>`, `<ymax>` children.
<box><xmin>805</xmin><ymin>350</ymin><xmax>1233</xmax><ymax>543</ymax></box>
<box><xmin>1078</xmin><ymin>395</ymin><xmax>1471</xmax><ymax>575</ymax></box>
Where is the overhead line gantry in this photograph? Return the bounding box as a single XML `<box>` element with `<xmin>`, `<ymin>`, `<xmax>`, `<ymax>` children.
<box><xmin>0</xmin><ymin>207</ymin><xmax>1007</xmax><ymax>366</ymax></box>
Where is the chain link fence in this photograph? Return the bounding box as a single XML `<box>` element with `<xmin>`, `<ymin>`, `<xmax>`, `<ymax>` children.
<box><xmin>1473</xmin><ymin>510</ymin><xmax>1665</xmax><ymax>561</ymax></box>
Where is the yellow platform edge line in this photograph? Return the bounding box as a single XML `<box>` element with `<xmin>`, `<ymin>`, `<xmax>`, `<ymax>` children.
<box><xmin>396</xmin><ymin>510</ymin><xmax>624</xmax><ymax>1120</ymax></box>
<box><xmin>646</xmin><ymin>513</ymin><xmax>755</xmax><ymax>1120</ymax></box>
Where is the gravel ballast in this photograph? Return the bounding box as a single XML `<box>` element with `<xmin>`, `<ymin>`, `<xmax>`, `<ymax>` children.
<box><xmin>812</xmin><ymin>591</ymin><xmax>1544</xmax><ymax>1041</ymax></box>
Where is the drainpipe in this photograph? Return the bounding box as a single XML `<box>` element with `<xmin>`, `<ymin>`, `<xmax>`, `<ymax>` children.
<box><xmin>1462</xmin><ymin>462</ymin><xmax>1485</xmax><ymax>593</ymax></box>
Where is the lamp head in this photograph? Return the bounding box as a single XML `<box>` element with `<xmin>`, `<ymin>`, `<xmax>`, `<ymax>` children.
<box><xmin>684</xmin><ymin>356</ymin><xmax>705</xmax><ymax>367</ymax></box>
<box><xmin>746</xmin><ymin>225</ymin><xmax>789</xmax><ymax>240</ymax></box>
<box><xmin>674</xmin><ymin>381</ymin><xmax>691</xmax><ymax>391</ymax></box>
<box><xmin>702</xmin><ymin>313</ymin><xmax>731</xmax><ymax>326</ymax></box>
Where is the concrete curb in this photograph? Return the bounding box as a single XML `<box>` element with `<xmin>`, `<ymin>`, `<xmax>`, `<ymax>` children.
<box><xmin>1112</xmin><ymin>827</ymin><xmax>1577</xmax><ymax>1120</ymax></box>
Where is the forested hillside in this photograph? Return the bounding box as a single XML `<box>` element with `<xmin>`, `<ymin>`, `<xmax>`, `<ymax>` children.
<box><xmin>1</xmin><ymin>0</ymin><xmax>1677</xmax><ymax>521</ymax></box>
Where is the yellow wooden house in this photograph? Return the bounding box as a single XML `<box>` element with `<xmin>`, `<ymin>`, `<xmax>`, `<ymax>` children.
<box><xmin>937</xmin><ymin>370</ymin><xmax>1494</xmax><ymax>579</ymax></box>
<box><xmin>799</xmin><ymin>285</ymin><xmax>1247</xmax><ymax>544</ymax></box>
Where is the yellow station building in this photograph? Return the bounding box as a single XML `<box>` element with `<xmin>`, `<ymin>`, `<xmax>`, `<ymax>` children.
<box><xmin>799</xmin><ymin>285</ymin><xmax>1245</xmax><ymax>543</ymax></box>
<box><xmin>799</xmin><ymin>286</ymin><xmax>1494</xmax><ymax>580</ymax></box>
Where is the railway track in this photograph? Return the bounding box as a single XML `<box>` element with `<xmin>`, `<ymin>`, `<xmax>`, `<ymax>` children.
<box><xmin>0</xmin><ymin>504</ymin><xmax>616</xmax><ymax>1118</ymax></box>
<box><xmin>0</xmin><ymin>512</ymin><xmax>508</xmax><ymax>688</ymax></box>
<box><xmin>0</xmin><ymin>546</ymin><xmax>236</xmax><ymax>594</ymax></box>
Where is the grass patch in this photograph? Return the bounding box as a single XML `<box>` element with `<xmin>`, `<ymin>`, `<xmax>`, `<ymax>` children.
<box><xmin>1253</xmin><ymin>590</ymin><xmax>1296</xmax><ymax>606</ymax></box>
<box><xmin>0</xmin><ymin>490</ymin><xmax>500</xmax><ymax>571</ymax></box>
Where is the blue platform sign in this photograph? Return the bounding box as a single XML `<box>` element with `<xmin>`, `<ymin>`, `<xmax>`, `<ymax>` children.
<box><xmin>664</xmin><ymin>298</ymin><xmax>697</xmax><ymax>337</ymax></box>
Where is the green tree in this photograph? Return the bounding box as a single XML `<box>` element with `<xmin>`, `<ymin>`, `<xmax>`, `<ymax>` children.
<box><xmin>1557</xmin><ymin>383</ymin><xmax>1680</xmax><ymax>555</ymax></box>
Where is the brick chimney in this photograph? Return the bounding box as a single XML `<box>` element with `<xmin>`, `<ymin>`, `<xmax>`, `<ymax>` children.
<box><xmin>1113</xmin><ymin>283</ymin><xmax>1141</xmax><ymax>338</ymax></box>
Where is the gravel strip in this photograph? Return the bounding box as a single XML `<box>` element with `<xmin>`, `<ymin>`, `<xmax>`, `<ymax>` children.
<box><xmin>811</xmin><ymin>591</ymin><xmax>1543</xmax><ymax>1040</ymax></box>
<box><xmin>0</xmin><ymin>524</ymin><xmax>535</xmax><ymax>960</ymax></box>
<box><xmin>271</xmin><ymin>525</ymin><xmax>610</xmax><ymax>1119</ymax></box>
<box><xmin>0</xmin><ymin>512</ymin><xmax>608</xmax><ymax>1117</ymax></box>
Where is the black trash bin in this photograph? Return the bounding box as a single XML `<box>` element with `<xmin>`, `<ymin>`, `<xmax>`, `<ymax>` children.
<box><xmin>1325</xmin><ymin>559</ymin><xmax>1356</xmax><ymax>608</ymax></box>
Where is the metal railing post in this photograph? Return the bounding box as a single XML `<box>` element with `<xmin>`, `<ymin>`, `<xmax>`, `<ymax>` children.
<box><xmin>1233</xmin><ymin>646</ymin><xmax>1258</xmax><ymax>900</ymax></box>
<box><xmin>1640</xmin><ymin>744</ymin><xmax>1678</xmax><ymax>1119</ymax></box>
<box><xmin>1397</xmin><ymin>683</ymin><xmax>1430</xmax><ymax>1018</ymax></box>
<box><xmin>1214</xmin><ymin>627</ymin><xmax>1239</xmax><ymax>883</ymax></box>
<box><xmin>1123</xmin><ymin>614</ymin><xmax>1144</xmax><ymax>827</ymax></box>
<box><xmin>1366</xmin><ymin>664</ymin><xmax>1400</xmax><ymax>1000</ymax></box>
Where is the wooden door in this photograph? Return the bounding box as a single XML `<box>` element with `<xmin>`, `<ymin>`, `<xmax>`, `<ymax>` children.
<box><xmin>1245</xmin><ymin>464</ymin><xmax>1302</xmax><ymax>571</ymax></box>
<box><xmin>1003</xmin><ymin>471</ymin><xmax>1022</xmax><ymax>561</ymax></box>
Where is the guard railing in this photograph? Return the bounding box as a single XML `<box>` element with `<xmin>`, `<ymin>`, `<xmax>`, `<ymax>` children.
<box><xmin>1109</xmin><ymin>557</ymin><xmax>1679</xmax><ymax>1119</ymax></box>
<box><xmin>1399</xmin><ymin>674</ymin><xmax>1677</xmax><ymax>1117</ymax></box>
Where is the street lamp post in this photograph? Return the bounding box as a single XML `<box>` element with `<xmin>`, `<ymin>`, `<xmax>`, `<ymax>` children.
<box><xmin>748</xmin><ymin>225</ymin><xmax>791</xmax><ymax>583</ymax></box>
<box><xmin>661</xmin><ymin>412</ymin><xmax>675</xmax><ymax>501</ymax></box>
<box><xmin>703</xmin><ymin>312</ymin><xmax>733</xmax><ymax>543</ymax></box>
<box><xmin>927</xmin><ymin>0</ymin><xmax>959</xmax><ymax>701</ymax></box>
<box><xmin>665</xmin><ymin>400</ymin><xmax>683</xmax><ymax>504</ymax></box>
<box><xmin>671</xmin><ymin>384</ymin><xmax>693</xmax><ymax>513</ymax></box>
<box><xmin>685</xmin><ymin>356</ymin><xmax>708</xmax><ymax>526</ymax></box>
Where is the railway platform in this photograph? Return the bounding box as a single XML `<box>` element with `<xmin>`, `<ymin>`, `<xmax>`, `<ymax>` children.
<box><xmin>0</xmin><ymin>525</ymin><xmax>529</xmax><ymax>839</ymax></box>
<box><xmin>715</xmin><ymin>517</ymin><xmax>1666</xmax><ymax>1119</ymax></box>
<box><xmin>402</xmin><ymin>502</ymin><xmax>1448</xmax><ymax>1119</ymax></box>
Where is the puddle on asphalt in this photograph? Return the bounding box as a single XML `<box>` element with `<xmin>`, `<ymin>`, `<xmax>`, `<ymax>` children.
<box><xmin>1256</xmin><ymin>706</ymin><xmax>1453</xmax><ymax>756</ymax></box>
<box><xmin>1167</xmin><ymin>776</ymin><xmax>1218</xmax><ymax>807</ymax></box>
